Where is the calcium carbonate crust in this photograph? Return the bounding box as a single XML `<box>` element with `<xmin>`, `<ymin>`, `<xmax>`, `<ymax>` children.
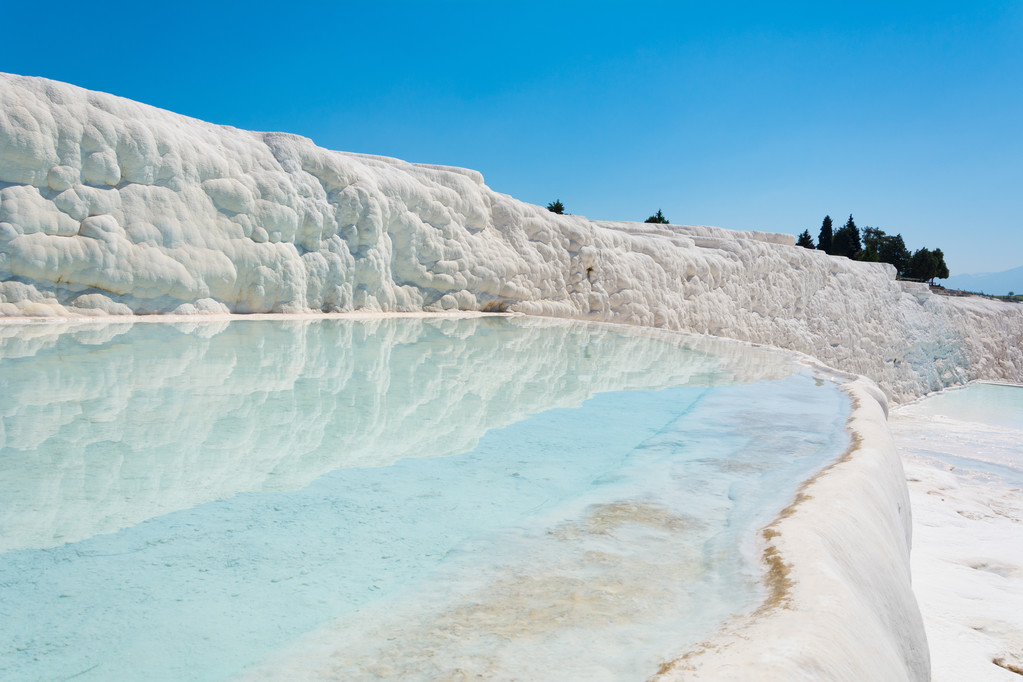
<box><xmin>1</xmin><ymin>73</ymin><xmax>1021</xmax><ymax>402</ymax></box>
<box><xmin>654</xmin><ymin>376</ymin><xmax>930</xmax><ymax>681</ymax></box>
<box><xmin>1</xmin><ymin>73</ymin><xmax>1017</xmax><ymax>679</ymax></box>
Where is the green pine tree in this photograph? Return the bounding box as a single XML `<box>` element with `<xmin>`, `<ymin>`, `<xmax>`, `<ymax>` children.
<box><xmin>796</xmin><ymin>229</ymin><xmax>815</xmax><ymax>248</ymax></box>
<box><xmin>907</xmin><ymin>248</ymin><xmax>939</xmax><ymax>282</ymax></box>
<box><xmin>817</xmin><ymin>215</ymin><xmax>834</xmax><ymax>254</ymax></box>
<box><xmin>880</xmin><ymin>234</ymin><xmax>911</xmax><ymax>276</ymax></box>
<box><xmin>832</xmin><ymin>214</ymin><xmax>861</xmax><ymax>258</ymax></box>
<box><xmin>546</xmin><ymin>199</ymin><xmax>565</xmax><ymax>214</ymax></box>
<box><xmin>645</xmin><ymin>209</ymin><xmax>669</xmax><ymax>224</ymax></box>
<box><xmin>861</xmin><ymin>227</ymin><xmax>885</xmax><ymax>261</ymax></box>
<box><xmin>931</xmin><ymin>248</ymin><xmax>950</xmax><ymax>282</ymax></box>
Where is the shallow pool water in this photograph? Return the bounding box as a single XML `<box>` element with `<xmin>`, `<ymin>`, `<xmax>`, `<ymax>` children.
<box><xmin>897</xmin><ymin>382</ymin><xmax>1023</xmax><ymax>487</ymax></box>
<box><xmin>0</xmin><ymin>317</ymin><xmax>850</xmax><ymax>681</ymax></box>
<box><xmin>903</xmin><ymin>382</ymin><xmax>1023</xmax><ymax>431</ymax></box>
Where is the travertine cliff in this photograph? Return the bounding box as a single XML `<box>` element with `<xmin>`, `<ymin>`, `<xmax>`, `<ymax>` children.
<box><xmin>1</xmin><ymin>73</ymin><xmax>1020</xmax><ymax>401</ymax></box>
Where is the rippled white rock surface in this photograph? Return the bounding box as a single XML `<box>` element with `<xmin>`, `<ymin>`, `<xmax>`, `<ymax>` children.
<box><xmin>1</xmin><ymin>73</ymin><xmax>1020</xmax><ymax>401</ymax></box>
<box><xmin>891</xmin><ymin>383</ymin><xmax>1023</xmax><ymax>681</ymax></box>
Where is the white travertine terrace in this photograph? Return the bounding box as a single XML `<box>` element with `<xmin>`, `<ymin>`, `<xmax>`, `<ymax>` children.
<box><xmin>1</xmin><ymin>73</ymin><xmax>1020</xmax><ymax>404</ymax></box>
<box><xmin>2</xmin><ymin>72</ymin><xmax>1021</xmax><ymax>680</ymax></box>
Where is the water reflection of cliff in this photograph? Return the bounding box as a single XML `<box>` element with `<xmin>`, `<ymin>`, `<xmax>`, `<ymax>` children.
<box><xmin>0</xmin><ymin>316</ymin><xmax>794</xmax><ymax>551</ymax></box>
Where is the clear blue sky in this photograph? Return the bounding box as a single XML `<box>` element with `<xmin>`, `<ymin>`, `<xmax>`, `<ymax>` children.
<box><xmin>5</xmin><ymin>1</ymin><xmax>1021</xmax><ymax>275</ymax></box>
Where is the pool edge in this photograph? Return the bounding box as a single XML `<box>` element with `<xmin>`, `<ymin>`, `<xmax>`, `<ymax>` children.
<box><xmin>651</xmin><ymin>375</ymin><xmax>930</xmax><ymax>681</ymax></box>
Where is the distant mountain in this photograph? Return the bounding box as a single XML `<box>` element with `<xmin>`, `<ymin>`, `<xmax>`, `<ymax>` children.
<box><xmin>941</xmin><ymin>265</ymin><xmax>1023</xmax><ymax>296</ymax></box>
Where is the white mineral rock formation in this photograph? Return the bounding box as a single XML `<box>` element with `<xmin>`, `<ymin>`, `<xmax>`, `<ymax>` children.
<box><xmin>3</xmin><ymin>73</ymin><xmax>1020</xmax><ymax>681</ymax></box>
<box><xmin>655</xmin><ymin>378</ymin><xmax>930</xmax><ymax>681</ymax></box>
<box><xmin>890</xmin><ymin>385</ymin><xmax>1023</xmax><ymax>681</ymax></box>
<box><xmin>1</xmin><ymin>73</ymin><xmax>1020</xmax><ymax>402</ymax></box>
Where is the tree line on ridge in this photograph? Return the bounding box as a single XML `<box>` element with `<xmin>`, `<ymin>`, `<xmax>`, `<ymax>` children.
<box><xmin>545</xmin><ymin>202</ymin><xmax>948</xmax><ymax>285</ymax></box>
<box><xmin>547</xmin><ymin>200</ymin><xmax>670</xmax><ymax>224</ymax></box>
<box><xmin>797</xmin><ymin>215</ymin><xmax>949</xmax><ymax>284</ymax></box>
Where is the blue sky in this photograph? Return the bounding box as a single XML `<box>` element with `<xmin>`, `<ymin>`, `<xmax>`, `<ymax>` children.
<box><xmin>5</xmin><ymin>1</ymin><xmax>1021</xmax><ymax>274</ymax></box>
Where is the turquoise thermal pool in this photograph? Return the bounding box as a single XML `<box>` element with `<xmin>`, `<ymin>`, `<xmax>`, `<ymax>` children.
<box><xmin>898</xmin><ymin>382</ymin><xmax>1023</xmax><ymax>487</ymax></box>
<box><xmin>903</xmin><ymin>382</ymin><xmax>1023</xmax><ymax>432</ymax></box>
<box><xmin>0</xmin><ymin>317</ymin><xmax>850</xmax><ymax>681</ymax></box>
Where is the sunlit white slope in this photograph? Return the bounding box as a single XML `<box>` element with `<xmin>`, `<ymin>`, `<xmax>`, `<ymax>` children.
<box><xmin>891</xmin><ymin>384</ymin><xmax>1023</xmax><ymax>680</ymax></box>
<box><xmin>1</xmin><ymin>74</ymin><xmax>1021</xmax><ymax>400</ymax></box>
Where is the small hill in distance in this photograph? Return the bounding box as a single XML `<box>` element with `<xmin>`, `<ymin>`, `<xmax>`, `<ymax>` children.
<box><xmin>941</xmin><ymin>265</ymin><xmax>1023</xmax><ymax>296</ymax></box>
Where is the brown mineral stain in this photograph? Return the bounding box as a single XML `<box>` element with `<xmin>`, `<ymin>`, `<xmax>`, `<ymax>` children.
<box><xmin>329</xmin><ymin>499</ymin><xmax>708</xmax><ymax>680</ymax></box>
<box><xmin>650</xmin><ymin>394</ymin><xmax>864</xmax><ymax>679</ymax></box>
